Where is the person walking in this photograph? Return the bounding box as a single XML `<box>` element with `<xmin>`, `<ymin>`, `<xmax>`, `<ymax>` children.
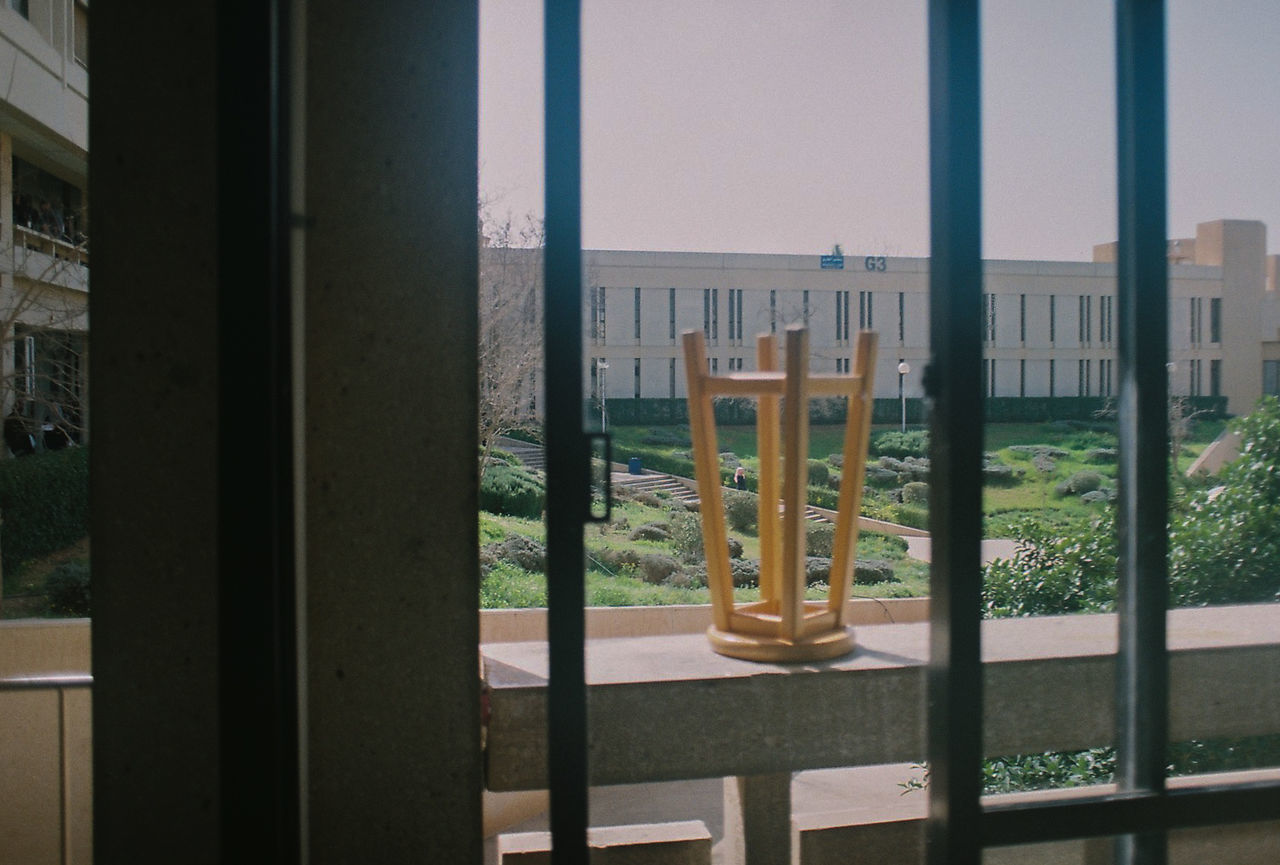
<box><xmin>734</xmin><ymin>466</ymin><xmax>747</xmax><ymax>490</ymax></box>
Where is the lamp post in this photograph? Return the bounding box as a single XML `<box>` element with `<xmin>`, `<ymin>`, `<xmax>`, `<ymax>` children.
<box><xmin>897</xmin><ymin>360</ymin><xmax>911</xmax><ymax>433</ymax></box>
<box><xmin>597</xmin><ymin>359</ymin><xmax>609</xmax><ymax>431</ymax></box>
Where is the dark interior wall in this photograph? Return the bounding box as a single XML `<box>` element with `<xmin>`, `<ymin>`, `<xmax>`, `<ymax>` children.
<box><xmin>91</xmin><ymin>1</ymin><xmax>482</xmax><ymax>861</ymax></box>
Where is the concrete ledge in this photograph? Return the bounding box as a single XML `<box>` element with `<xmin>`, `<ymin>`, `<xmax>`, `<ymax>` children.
<box><xmin>480</xmin><ymin>599</ymin><xmax>929</xmax><ymax>644</ymax></box>
<box><xmin>499</xmin><ymin>820</ymin><xmax>712</xmax><ymax>864</ymax></box>
<box><xmin>483</xmin><ymin>604</ymin><xmax>1280</xmax><ymax>791</ymax></box>
<box><xmin>0</xmin><ymin>618</ymin><xmax>91</xmax><ymax>677</ymax></box>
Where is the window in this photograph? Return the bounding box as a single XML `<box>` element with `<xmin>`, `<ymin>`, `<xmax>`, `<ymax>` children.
<box><xmin>1100</xmin><ymin>358</ymin><xmax>1112</xmax><ymax>397</ymax></box>
<box><xmin>1078</xmin><ymin>358</ymin><xmax>1090</xmax><ymax>396</ymax></box>
<box><xmin>669</xmin><ymin>357</ymin><xmax>676</xmax><ymax>398</ymax></box>
<box><xmin>1049</xmin><ymin>294</ymin><xmax>1056</xmax><ymax>343</ymax></box>
<box><xmin>1101</xmin><ymin>295</ymin><xmax>1113</xmax><ymax>344</ymax></box>
<box><xmin>1019</xmin><ymin>293</ymin><xmax>1026</xmax><ymax>344</ymax></box>
<box><xmin>668</xmin><ymin>288</ymin><xmax>676</xmax><ymax>341</ymax></box>
<box><xmin>8</xmin><ymin>0</ymin><xmax>27</xmax><ymax>20</ymax></box>
<box><xmin>1049</xmin><ymin>357</ymin><xmax>1055</xmax><ymax>397</ymax></box>
<box><xmin>589</xmin><ymin>287</ymin><xmax>599</xmax><ymax>341</ymax></box>
<box><xmin>1210</xmin><ymin>358</ymin><xmax>1221</xmax><ymax>397</ymax></box>
<box><xmin>727</xmin><ymin>288</ymin><xmax>743</xmax><ymax>342</ymax></box>
<box><xmin>1190</xmin><ymin>297</ymin><xmax>1202</xmax><ymax>345</ymax></box>
<box><xmin>73</xmin><ymin>3</ymin><xmax>88</xmax><ymax>67</ymax></box>
<box><xmin>858</xmin><ymin>290</ymin><xmax>872</xmax><ymax>329</ymax></box>
<box><xmin>1264</xmin><ymin>360</ymin><xmax>1280</xmax><ymax>396</ymax></box>
<box><xmin>897</xmin><ymin>291</ymin><xmax>905</xmax><ymax>343</ymax></box>
<box><xmin>983</xmin><ymin>293</ymin><xmax>995</xmax><ymax>343</ymax></box>
<box><xmin>1079</xmin><ymin>294</ymin><xmax>1092</xmax><ymax>343</ymax></box>
<box><xmin>836</xmin><ymin>290</ymin><xmax>849</xmax><ymax>342</ymax></box>
<box><xmin>598</xmin><ymin>286</ymin><xmax>607</xmax><ymax>342</ymax></box>
<box><xmin>769</xmin><ymin>289</ymin><xmax>777</xmax><ymax>333</ymax></box>
<box><xmin>702</xmin><ymin>289</ymin><xmax>711</xmax><ymax>339</ymax></box>
<box><xmin>1209</xmin><ymin>297</ymin><xmax>1221</xmax><ymax>344</ymax></box>
<box><xmin>802</xmin><ymin>289</ymin><xmax>810</xmax><ymax>326</ymax></box>
<box><xmin>1019</xmin><ymin>358</ymin><xmax>1026</xmax><ymax>397</ymax></box>
<box><xmin>634</xmin><ymin>358</ymin><xmax>641</xmax><ymax>398</ymax></box>
<box><xmin>712</xmin><ymin>288</ymin><xmax>719</xmax><ymax>341</ymax></box>
<box><xmin>633</xmin><ymin>287</ymin><xmax>641</xmax><ymax>340</ymax></box>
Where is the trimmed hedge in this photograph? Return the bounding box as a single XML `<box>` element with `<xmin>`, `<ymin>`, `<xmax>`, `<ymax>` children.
<box><xmin>479</xmin><ymin>463</ymin><xmax>546</xmax><ymax>519</ymax></box>
<box><xmin>0</xmin><ymin>446</ymin><xmax>89</xmax><ymax>576</ymax></box>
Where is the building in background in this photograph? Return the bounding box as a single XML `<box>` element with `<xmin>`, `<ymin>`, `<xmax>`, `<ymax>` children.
<box><xmin>0</xmin><ymin>1</ymin><xmax>89</xmax><ymax>453</ymax></box>
<box><xmin>586</xmin><ymin>219</ymin><xmax>1280</xmax><ymax>419</ymax></box>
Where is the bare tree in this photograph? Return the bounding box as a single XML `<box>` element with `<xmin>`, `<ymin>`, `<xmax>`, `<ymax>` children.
<box><xmin>0</xmin><ymin>226</ymin><xmax>90</xmax><ymax>456</ymax></box>
<box><xmin>478</xmin><ymin>207</ymin><xmax>543</xmax><ymax>479</ymax></box>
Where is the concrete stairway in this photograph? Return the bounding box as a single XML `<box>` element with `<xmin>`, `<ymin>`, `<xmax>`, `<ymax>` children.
<box><xmin>615</xmin><ymin>470</ymin><xmax>832</xmax><ymax>524</ymax></box>
<box><xmin>494</xmin><ymin>436</ymin><xmax>545</xmax><ymax>472</ymax></box>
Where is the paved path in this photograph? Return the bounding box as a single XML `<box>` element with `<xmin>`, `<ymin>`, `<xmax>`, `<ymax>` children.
<box><xmin>904</xmin><ymin>535</ymin><xmax>1019</xmax><ymax>565</ymax></box>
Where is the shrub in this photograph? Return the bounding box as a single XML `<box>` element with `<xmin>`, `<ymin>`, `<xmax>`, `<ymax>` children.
<box><xmin>872</xmin><ymin>429</ymin><xmax>929</xmax><ymax>459</ymax></box>
<box><xmin>865</xmin><ymin>465</ymin><xmax>899</xmax><ymax>489</ymax></box>
<box><xmin>982</xmin><ymin>463</ymin><xmax>1022</xmax><ymax>486</ymax></box>
<box><xmin>669</xmin><ymin>509</ymin><xmax>704</xmax><ymax>562</ymax></box>
<box><xmin>637</xmin><ymin>554</ymin><xmax>681</xmax><ymax>584</ymax></box>
<box><xmin>806</xmin><ymin>460</ymin><xmax>829</xmax><ymax>487</ymax></box>
<box><xmin>893</xmin><ymin>504</ymin><xmax>928</xmax><ymax>530</ymax></box>
<box><xmin>45</xmin><ymin>561</ymin><xmax>90</xmax><ymax>617</ymax></box>
<box><xmin>1054</xmin><ymin>470</ymin><xmax>1103</xmax><ymax>497</ymax></box>
<box><xmin>1084</xmin><ymin>447</ymin><xmax>1118</xmax><ymax>464</ymax></box>
<box><xmin>724</xmin><ymin>491</ymin><xmax>758</xmax><ymax>533</ymax></box>
<box><xmin>629</xmin><ymin>523</ymin><xmax>672</xmax><ymax>542</ymax></box>
<box><xmin>727</xmin><ymin>536</ymin><xmax>744</xmax><ymax>559</ymax></box>
<box><xmin>854</xmin><ymin>559</ymin><xmax>896</xmax><ymax>584</ymax></box>
<box><xmin>806</xmin><ymin>522</ymin><xmax>835</xmax><ymax>557</ymax></box>
<box><xmin>0</xmin><ymin>446</ymin><xmax>89</xmax><ymax>576</ymax></box>
<box><xmin>479</xmin><ymin>463</ymin><xmax>545</xmax><ymax>518</ymax></box>
<box><xmin>902</xmin><ymin>482</ymin><xmax>929</xmax><ymax>504</ymax></box>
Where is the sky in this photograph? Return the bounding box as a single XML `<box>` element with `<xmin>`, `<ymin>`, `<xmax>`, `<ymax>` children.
<box><xmin>479</xmin><ymin>0</ymin><xmax>1280</xmax><ymax>261</ymax></box>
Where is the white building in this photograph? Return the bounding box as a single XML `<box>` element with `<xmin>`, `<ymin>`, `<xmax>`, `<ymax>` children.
<box><xmin>0</xmin><ymin>1</ymin><xmax>89</xmax><ymax>449</ymax></box>
<box><xmin>585</xmin><ymin>219</ymin><xmax>1280</xmax><ymax>419</ymax></box>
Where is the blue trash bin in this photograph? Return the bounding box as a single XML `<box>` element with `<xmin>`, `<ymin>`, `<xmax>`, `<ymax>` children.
<box><xmin>628</xmin><ymin>457</ymin><xmax>643</xmax><ymax>475</ymax></box>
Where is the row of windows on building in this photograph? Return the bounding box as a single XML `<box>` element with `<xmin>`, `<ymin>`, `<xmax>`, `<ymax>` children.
<box><xmin>590</xmin><ymin>288</ymin><xmax>1221</xmax><ymax>348</ymax></box>
<box><xmin>589</xmin><ymin>355</ymin><xmax>1223</xmax><ymax>400</ymax></box>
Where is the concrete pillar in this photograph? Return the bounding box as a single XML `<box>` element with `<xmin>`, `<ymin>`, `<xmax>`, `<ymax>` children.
<box><xmin>0</xmin><ymin>130</ymin><xmax>13</xmax><ymax>420</ymax></box>
<box><xmin>303</xmin><ymin>1</ymin><xmax>481</xmax><ymax>862</ymax></box>
<box><xmin>1196</xmin><ymin>219</ymin><xmax>1267</xmax><ymax>415</ymax></box>
<box><xmin>723</xmin><ymin>773</ymin><xmax>792</xmax><ymax>865</ymax></box>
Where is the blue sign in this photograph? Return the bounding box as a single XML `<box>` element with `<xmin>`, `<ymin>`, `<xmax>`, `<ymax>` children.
<box><xmin>820</xmin><ymin>254</ymin><xmax>844</xmax><ymax>270</ymax></box>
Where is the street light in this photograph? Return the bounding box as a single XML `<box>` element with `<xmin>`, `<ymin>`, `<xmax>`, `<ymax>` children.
<box><xmin>897</xmin><ymin>360</ymin><xmax>911</xmax><ymax>433</ymax></box>
<box><xmin>597</xmin><ymin>359</ymin><xmax>609</xmax><ymax>431</ymax></box>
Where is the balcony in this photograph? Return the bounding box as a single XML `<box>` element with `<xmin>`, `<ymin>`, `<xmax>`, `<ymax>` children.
<box><xmin>4</xmin><ymin>603</ymin><xmax>1277</xmax><ymax>864</ymax></box>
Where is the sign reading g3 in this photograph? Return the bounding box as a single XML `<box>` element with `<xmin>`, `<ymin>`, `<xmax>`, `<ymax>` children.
<box><xmin>864</xmin><ymin>255</ymin><xmax>887</xmax><ymax>272</ymax></box>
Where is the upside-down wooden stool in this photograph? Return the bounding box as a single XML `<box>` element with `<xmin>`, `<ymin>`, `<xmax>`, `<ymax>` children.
<box><xmin>682</xmin><ymin>325</ymin><xmax>877</xmax><ymax>662</ymax></box>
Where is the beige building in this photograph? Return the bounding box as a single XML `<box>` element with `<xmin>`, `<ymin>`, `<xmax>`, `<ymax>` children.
<box><xmin>0</xmin><ymin>1</ymin><xmax>89</xmax><ymax>450</ymax></box>
<box><xmin>586</xmin><ymin>218</ymin><xmax>1280</xmax><ymax>417</ymax></box>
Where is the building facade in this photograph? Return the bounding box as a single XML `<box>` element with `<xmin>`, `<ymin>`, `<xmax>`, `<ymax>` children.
<box><xmin>586</xmin><ymin>219</ymin><xmax>1280</xmax><ymax>417</ymax></box>
<box><xmin>0</xmin><ymin>1</ymin><xmax>89</xmax><ymax>451</ymax></box>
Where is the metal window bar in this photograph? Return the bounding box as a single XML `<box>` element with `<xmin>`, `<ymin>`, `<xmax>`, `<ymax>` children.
<box><xmin>544</xmin><ymin>2</ymin><xmax>589</xmax><ymax>864</ymax></box>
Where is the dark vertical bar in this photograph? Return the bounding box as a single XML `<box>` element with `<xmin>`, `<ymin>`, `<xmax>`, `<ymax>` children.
<box><xmin>1115</xmin><ymin>2</ymin><xmax>1169</xmax><ymax>864</ymax></box>
<box><xmin>925</xmin><ymin>2</ymin><xmax>984</xmax><ymax>865</ymax></box>
<box><xmin>217</xmin><ymin>1</ymin><xmax>299</xmax><ymax>861</ymax></box>
<box><xmin>545</xmin><ymin>1</ymin><xmax>590</xmax><ymax>863</ymax></box>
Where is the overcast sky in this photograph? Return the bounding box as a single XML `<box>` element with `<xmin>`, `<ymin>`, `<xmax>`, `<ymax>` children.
<box><xmin>480</xmin><ymin>0</ymin><xmax>1280</xmax><ymax>261</ymax></box>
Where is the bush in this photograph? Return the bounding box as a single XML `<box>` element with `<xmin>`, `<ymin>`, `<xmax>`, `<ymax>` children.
<box><xmin>669</xmin><ymin>509</ymin><xmax>704</xmax><ymax>562</ymax></box>
<box><xmin>902</xmin><ymin>482</ymin><xmax>929</xmax><ymax>504</ymax></box>
<box><xmin>629</xmin><ymin>523</ymin><xmax>672</xmax><ymax>542</ymax></box>
<box><xmin>872</xmin><ymin>429</ymin><xmax>929</xmax><ymax>459</ymax></box>
<box><xmin>724</xmin><ymin>491</ymin><xmax>758</xmax><ymax>533</ymax></box>
<box><xmin>1054</xmin><ymin>470</ymin><xmax>1103</xmax><ymax>497</ymax></box>
<box><xmin>479</xmin><ymin>463</ymin><xmax>545</xmax><ymax>518</ymax></box>
<box><xmin>45</xmin><ymin>561</ymin><xmax>90</xmax><ymax>616</ymax></box>
<box><xmin>893</xmin><ymin>504</ymin><xmax>928</xmax><ymax>530</ymax></box>
<box><xmin>637</xmin><ymin>554</ymin><xmax>681</xmax><ymax>584</ymax></box>
<box><xmin>1084</xmin><ymin>447</ymin><xmax>1118</xmax><ymax>464</ymax></box>
<box><xmin>854</xmin><ymin>558</ymin><xmax>896</xmax><ymax>584</ymax></box>
<box><xmin>806</xmin><ymin>522</ymin><xmax>835</xmax><ymax>557</ymax></box>
<box><xmin>806</xmin><ymin>460</ymin><xmax>829</xmax><ymax>487</ymax></box>
<box><xmin>0</xmin><ymin>446</ymin><xmax>89</xmax><ymax>577</ymax></box>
